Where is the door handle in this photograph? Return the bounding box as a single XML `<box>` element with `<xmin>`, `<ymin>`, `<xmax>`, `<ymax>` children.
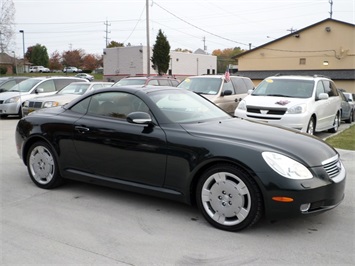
<box><xmin>75</xmin><ymin>126</ymin><xmax>90</xmax><ymax>133</ymax></box>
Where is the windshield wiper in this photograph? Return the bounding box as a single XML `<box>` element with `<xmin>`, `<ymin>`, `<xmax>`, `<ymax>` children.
<box><xmin>265</xmin><ymin>94</ymin><xmax>292</xmax><ymax>97</ymax></box>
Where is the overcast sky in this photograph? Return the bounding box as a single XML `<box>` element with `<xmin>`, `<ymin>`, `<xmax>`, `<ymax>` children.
<box><xmin>13</xmin><ymin>0</ymin><xmax>354</xmax><ymax>57</ymax></box>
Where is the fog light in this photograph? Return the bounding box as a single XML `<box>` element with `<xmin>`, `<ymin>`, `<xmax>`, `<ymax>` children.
<box><xmin>300</xmin><ymin>203</ymin><xmax>311</xmax><ymax>212</ymax></box>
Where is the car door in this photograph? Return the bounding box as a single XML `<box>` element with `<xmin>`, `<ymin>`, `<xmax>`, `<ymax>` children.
<box><xmin>313</xmin><ymin>80</ymin><xmax>329</xmax><ymax>130</ymax></box>
<box><xmin>322</xmin><ymin>80</ymin><xmax>341</xmax><ymax>127</ymax></box>
<box><xmin>72</xmin><ymin>91</ymin><xmax>168</xmax><ymax>187</ymax></box>
<box><xmin>218</xmin><ymin>80</ymin><xmax>239</xmax><ymax>114</ymax></box>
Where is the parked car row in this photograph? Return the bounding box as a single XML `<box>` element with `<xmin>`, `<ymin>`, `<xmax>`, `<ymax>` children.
<box><xmin>28</xmin><ymin>66</ymin><xmax>84</xmax><ymax>73</ymax></box>
<box><xmin>0</xmin><ymin>76</ymin><xmax>89</xmax><ymax>118</ymax></box>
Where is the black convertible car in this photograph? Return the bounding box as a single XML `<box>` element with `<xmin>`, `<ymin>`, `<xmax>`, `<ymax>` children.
<box><xmin>15</xmin><ymin>86</ymin><xmax>346</xmax><ymax>231</ymax></box>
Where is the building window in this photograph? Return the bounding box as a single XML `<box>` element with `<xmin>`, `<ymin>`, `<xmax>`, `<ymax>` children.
<box><xmin>299</xmin><ymin>58</ymin><xmax>306</xmax><ymax>65</ymax></box>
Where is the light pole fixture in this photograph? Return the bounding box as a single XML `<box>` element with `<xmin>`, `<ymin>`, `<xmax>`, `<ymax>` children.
<box><xmin>19</xmin><ymin>30</ymin><xmax>25</xmax><ymax>72</ymax></box>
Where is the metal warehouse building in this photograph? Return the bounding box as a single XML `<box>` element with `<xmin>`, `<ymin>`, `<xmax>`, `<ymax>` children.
<box><xmin>103</xmin><ymin>46</ymin><xmax>217</xmax><ymax>82</ymax></box>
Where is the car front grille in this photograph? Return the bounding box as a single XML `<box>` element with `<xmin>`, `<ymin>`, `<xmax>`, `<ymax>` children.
<box><xmin>322</xmin><ymin>155</ymin><xmax>341</xmax><ymax>179</ymax></box>
<box><xmin>28</xmin><ymin>101</ymin><xmax>43</xmax><ymax>108</ymax></box>
<box><xmin>246</xmin><ymin>106</ymin><xmax>287</xmax><ymax>120</ymax></box>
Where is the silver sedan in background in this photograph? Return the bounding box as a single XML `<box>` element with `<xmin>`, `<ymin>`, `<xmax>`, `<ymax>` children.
<box><xmin>22</xmin><ymin>81</ymin><xmax>113</xmax><ymax>116</ymax></box>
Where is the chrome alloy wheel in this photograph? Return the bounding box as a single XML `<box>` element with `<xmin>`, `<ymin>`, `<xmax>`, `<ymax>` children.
<box><xmin>29</xmin><ymin>145</ymin><xmax>55</xmax><ymax>185</ymax></box>
<box><xmin>201</xmin><ymin>172</ymin><xmax>251</xmax><ymax>226</ymax></box>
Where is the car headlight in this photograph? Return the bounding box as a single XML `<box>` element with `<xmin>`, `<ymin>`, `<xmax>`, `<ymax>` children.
<box><xmin>237</xmin><ymin>100</ymin><xmax>246</xmax><ymax>110</ymax></box>
<box><xmin>4</xmin><ymin>96</ymin><xmax>21</xmax><ymax>104</ymax></box>
<box><xmin>43</xmin><ymin>101</ymin><xmax>59</xmax><ymax>108</ymax></box>
<box><xmin>262</xmin><ymin>152</ymin><xmax>313</xmax><ymax>179</ymax></box>
<box><xmin>287</xmin><ymin>103</ymin><xmax>307</xmax><ymax>114</ymax></box>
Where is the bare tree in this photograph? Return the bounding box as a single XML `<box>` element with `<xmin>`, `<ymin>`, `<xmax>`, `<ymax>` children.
<box><xmin>0</xmin><ymin>0</ymin><xmax>15</xmax><ymax>52</ymax></box>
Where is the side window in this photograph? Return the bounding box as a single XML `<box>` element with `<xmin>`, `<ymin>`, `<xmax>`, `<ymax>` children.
<box><xmin>321</xmin><ymin>80</ymin><xmax>337</xmax><ymax>97</ymax></box>
<box><xmin>55</xmin><ymin>79</ymin><xmax>80</xmax><ymax>91</ymax></box>
<box><xmin>315</xmin><ymin>81</ymin><xmax>325</xmax><ymax>99</ymax></box>
<box><xmin>171</xmin><ymin>80</ymin><xmax>179</xmax><ymax>87</ymax></box>
<box><xmin>222</xmin><ymin>81</ymin><xmax>235</xmax><ymax>94</ymax></box>
<box><xmin>231</xmin><ymin>78</ymin><xmax>247</xmax><ymax>94</ymax></box>
<box><xmin>85</xmin><ymin>92</ymin><xmax>149</xmax><ymax>119</ymax></box>
<box><xmin>36</xmin><ymin>80</ymin><xmax>56</xmax><ymax>93</ymax></box>
<box><xmin>158</xmin><ymin>79</ymin><xmax>170</xmax><ymax>86</ymax></box>
<box><xmin>147</xmin><ymin>79</ymin><xmax>159</xmax><ymax>86</ymax></box>
<box><xmin>71</xmin><ymin>97</ymin><xmax>91</xmax><ymax>114</ymax></box>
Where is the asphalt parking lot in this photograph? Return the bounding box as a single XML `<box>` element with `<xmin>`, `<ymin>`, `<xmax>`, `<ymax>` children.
<box><xmin>1</xmin><ymin>117</ymin><xmax>354</xmax><ymax>265</ymax></box>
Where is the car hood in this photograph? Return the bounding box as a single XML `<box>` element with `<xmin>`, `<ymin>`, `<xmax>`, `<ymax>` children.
<box><xmin>180</xmin><ymin>118</ymin><xmax>337</xmax><ymax>167</ymax></box>
<box><xmin>29</xmin><ymin>94</ymin><xmax>79</xmax><ymax>104</ymax></box>
<box><xmin>0</xmin><ymin>91</ymin><xmax>30</xmax><ymax>100</ymax></box>
<box><xmin>244</xmin><ymin>95</ymin><xmax>308</xmax><ymax>107</ymax></box>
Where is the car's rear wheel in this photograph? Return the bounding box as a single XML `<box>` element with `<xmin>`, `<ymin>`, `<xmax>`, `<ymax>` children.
<box><xmin>328</xmin><ymin>112</ymin><xmax>340</xmax><ymax>133</ymax></box>
<box><xmin>27</xmin><ymin>141</ymin><xmax>63</xmax><ymax>189</ymax></box>
<box><xmin>196</xmin><ymin>164</ymin><xmax>263</xmax><ymax>231</ymax></box>
<box><xmin>345</xmin><ymin>110</ymin><xmax>353</xmax><ymax>124</ymax></box>
<box><xmin>306</xmin><ymin>117</ymin><xmax>315</xmax><ymax>135</ymax></box>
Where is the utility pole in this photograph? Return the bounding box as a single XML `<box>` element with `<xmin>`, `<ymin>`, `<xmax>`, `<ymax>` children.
<box><xmin>329</xmin><ymin>0</ymin><xmax>333</xmax><ymax>18</ymax></box>
<box><xmin>146</xmin><ymin>0</ymin><xmax>151</xmax><ymax>76</ymax></box>
<box><xmin>203</xmin><ymin>36</ymin><xmax>207</xmax><ymax>52</ymax></box>
<box><xmin>104</xmin><ymin>19</ymin><xmax>111</xmax><ymax>48</ymax></box>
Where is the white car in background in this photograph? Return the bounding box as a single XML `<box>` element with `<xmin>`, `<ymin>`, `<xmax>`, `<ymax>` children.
<box><xmin>234</xmin><ymin>75</ymin><xmax>342</xmax><ymax>134</ymax></box>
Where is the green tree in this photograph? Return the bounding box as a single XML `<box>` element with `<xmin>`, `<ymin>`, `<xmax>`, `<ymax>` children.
<box><xmin>212</xmin><ymin>47</ymin><xmax>244</xmax><ymax>73</ymax></box>
<box><xmin>151</xmin><ymin>29</ymin><xmax>170</xmax><ymax>75</ymax></box>
<box><xmin>28</xmin><ymin>44</ymin><xmax>49</xmax><ymax>67</ymax></box>
<box><xmin>107</xmin><ymin>41</ymin><xmax>124</xmax><ymax>48</ymax></box>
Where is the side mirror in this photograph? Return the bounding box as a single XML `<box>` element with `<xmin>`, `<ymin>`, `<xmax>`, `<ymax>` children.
<box><xmin>318</xmin><ymin>93</ymin><xmax>329</xmax><ymax>100</ymax></box>
<box><xmin>127</xmin><ymin>112</ymin><xmax>152</xmax><ymax>125</ymax></box>
<box><xmin>221</xmin><ymin>90</ymin><xmax>232</xmax><ymax>96</ymax></box>
<box><xmin>35</xmin><ymin>88</ymin><xmax>44</xmax><ymax>94</ymax></box>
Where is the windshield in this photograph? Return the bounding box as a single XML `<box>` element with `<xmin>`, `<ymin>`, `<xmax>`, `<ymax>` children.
<box><xmin>114</xmin><ymin>79</ymin><xmax>146</xmax><ymax>86</ymax></box>
<box><xmin>149</xmin><ymin>89</ymin><xmax>229</xmax><ymax>123</ymax></box>
<box><xmin>9</xmin><ymin>79</ymin><xmax>42</xmax><ymax>92</ymax></box>
<box><xmin>252</xmin><ymin>78</ymin><xmax>314</xmax><ymax>98</ymax></box>
<box><xmin>178</xmin><ymin>77</ymin><xmax>222</xmax><ymax>95</ymax></box>
<box><xmin>58</xmin><ymin>83</ymin><xmax>90</xmax><ymax>95</ymax></box>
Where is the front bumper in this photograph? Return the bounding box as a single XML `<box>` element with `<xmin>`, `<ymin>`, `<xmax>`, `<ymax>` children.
<box><xmin>0</xmin><ymin>102</ymin><xmax>20</xmax><ymax>115</ymax></box>
<box><xmin>259</xmin><ymin>160</ymin><xmax>346</xmax><ymax>220</ymax></box>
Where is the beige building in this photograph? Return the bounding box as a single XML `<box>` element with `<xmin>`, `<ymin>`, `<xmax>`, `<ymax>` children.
<box><xmin>234</xmin><ymin>19</ymin><xmax>355</xmax><ymax>92</ymax></box>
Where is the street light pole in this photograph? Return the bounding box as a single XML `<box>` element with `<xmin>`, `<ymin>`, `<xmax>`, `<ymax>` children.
<box><xmin>19</xmin><ymin>30</ymin><xmax>25</xmax><ymax>72</ymax></box>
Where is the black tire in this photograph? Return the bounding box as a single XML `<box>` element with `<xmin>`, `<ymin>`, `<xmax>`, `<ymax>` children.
<box><xmin>26</xmin><ymin>141</ymin><xmax>63</xmax><ymax>189</ymax></box>
<box><xmin>17</xmin><ymin>106</ymin><xmax>23</xmax><ymax>118</ymax></box>
<box><xmin>328</xmin><ymin>112</ymin><xmax>340</xmax><ymax>133</ymax></box>
<box><xmin>345</xmin><ymin>110</ymin><xmax>353</xmax><ymax>124</ymax></box>
<box><xmin>196</xmin><ymin>164</ymin><xmax>263</xmax><ymax>231</ymax></box>
<box><xmin>306</xmin><ymin>117</ymin><xmax>315</xmax><ymax>135</ymax></box>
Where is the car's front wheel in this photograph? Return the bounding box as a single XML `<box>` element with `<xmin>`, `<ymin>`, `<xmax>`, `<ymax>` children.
<box><xmin>328</xmin><ymin>112</ymin><xmax>340</xmax><ymax>133</ymax></box>
<box><xmin>196</xmin><ymin>164</ymin><xmax>263</xmax><ymax>231</ymax></box>
<box><xmin>26</xmin><ymin>141</ymin><xmax>63</xmax><ymax>189</ymax></box>
<box><xmin>307</xmin><ymin>117</ymin><xmax>315</xmax><ymax>134</ymax></box>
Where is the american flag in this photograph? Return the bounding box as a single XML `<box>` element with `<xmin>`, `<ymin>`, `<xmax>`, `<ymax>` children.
<box><xmin>224</xmin><ymin>66</ymin><xmax>230</xmax><ymax>82</ymax></box>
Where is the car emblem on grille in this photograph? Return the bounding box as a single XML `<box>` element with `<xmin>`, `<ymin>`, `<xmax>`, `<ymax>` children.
<box><xmin>260</xmin><ymin>110</ymin><xmax>268</xmax><ymax>114</ymax></box>
<box><xmin>275</xmin><ymin>100</ymin><xmax>290</xmax><ymax>106</ymax></box>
